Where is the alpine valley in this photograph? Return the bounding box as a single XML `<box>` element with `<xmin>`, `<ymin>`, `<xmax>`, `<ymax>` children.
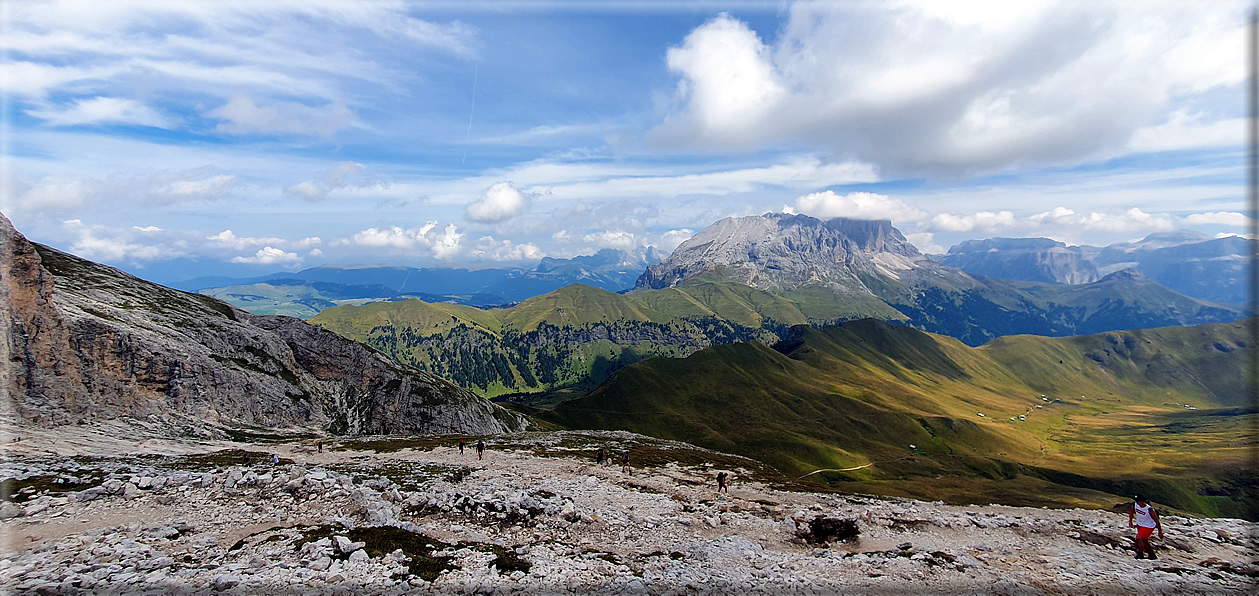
<box><xmin>2</xmin><ymin>210</ymin><xmax>1253</xmax><ymax>524</ymax></box>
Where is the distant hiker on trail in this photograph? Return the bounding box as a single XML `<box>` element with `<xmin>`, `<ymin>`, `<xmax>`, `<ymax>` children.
<box><xmin>716</xmin><ymin>471</ymin><xmax>729</xmax><ymax>493</ymax></box>
<box><xmin>270</xmin><ymin>453</ymin><xmax>279</xmax><ymax>465</ymax></box>
<box><xmin>477</xmin><ymin>440</ymin><xmax>485</xmax><ymax>460</ymax></box>
<box><xmin>1129</xmin><ymin>495</ymin><xmax>1164</xmax><ymax>559</ymax></box>
<box><xmin>317</xmin><ymin>442</ymin><xmax>322</xmax><ymax>453</ymax></box>
<box><xmin>621</xmin><ymin>450</ymin><xmax>632</xmax><ymax>475</ymax></box>
<box><xmin>596</xmin><ymin>448</ymin><xmax>605</xmax><ymax>466</ymax></box>
<box><xmin>459</xmin><ymin>439</ymin><xmax>466</xmax><ymax>455</ymax></box>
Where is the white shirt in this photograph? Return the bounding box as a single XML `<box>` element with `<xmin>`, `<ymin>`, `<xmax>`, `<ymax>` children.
<box><xmin>1133</xmin><ymin>503</ymin><xmax>1156</xmax><ymax>528</ymax></box>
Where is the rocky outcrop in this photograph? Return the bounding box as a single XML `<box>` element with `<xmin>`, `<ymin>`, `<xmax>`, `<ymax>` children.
<box><xmin>932</xmin><ymin>237</ymin><xmax>1100</xmax><ymax>284</ymax></box>
<box><xmin>636</xmin><ymin>213</ymin><xmax>962</xmax><ymax>296</ymax></box>
<box><xmin>0</xmin><ymin>212</ymin><xmax>527</xmax><ymax>436</ymax></box>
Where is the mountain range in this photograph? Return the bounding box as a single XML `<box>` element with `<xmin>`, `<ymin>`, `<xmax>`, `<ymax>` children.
<box><xmin>0</xmin><ymin>212</ymin><xmax>527</xmax><ymax>438</ymax></box>
<box><xmin>933</xmin><ymin>230</ymin><xmax>1252</xmax><ymax>305</ymax></box>
<box><xmin>311</xmin><ymin>213</ymin><xmax>1245</xmax><ymax>398</ymax></box>
<box><xmin>179</xmin><ymin>247</ymin><xmax>664</xmax><ymax>317</ymax></box>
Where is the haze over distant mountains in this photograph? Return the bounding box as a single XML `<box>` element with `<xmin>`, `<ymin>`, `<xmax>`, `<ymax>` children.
<box><xmin>185</xmin><ymin>247</ymin><xmax>664</xmax><ymax>318</ymax></box>
<box><xmin>933</xmin><ymin>230</ymin><xmax>1252</xmax><ymax>305</ymax></box>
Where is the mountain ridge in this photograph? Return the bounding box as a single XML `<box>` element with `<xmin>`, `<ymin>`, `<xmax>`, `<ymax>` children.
<box><xmin>1</xmin><ymin>212</ymin><xmax>527</xmax><ymax>438</ymax></box>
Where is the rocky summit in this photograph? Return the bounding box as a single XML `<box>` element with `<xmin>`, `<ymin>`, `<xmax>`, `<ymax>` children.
<box><xmin>637</xmin><ymin>213</ymin><xmax>956</xmax><ymax>296</ymax></box>
<box><xmin>0</xmin><ymin>212</ymin><xmax>527</xmax><ymax>439</ymax></box>
<box><xmin>1</xmin><ymin>428</ymin><xmax>1254</xmax><ymax>594</ymax></box>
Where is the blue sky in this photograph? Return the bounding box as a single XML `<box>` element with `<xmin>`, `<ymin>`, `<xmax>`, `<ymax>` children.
<box><xmin>1</xmin><ymin>0</ymin><xmax>1250</xmax><ymax>284</ymax></box>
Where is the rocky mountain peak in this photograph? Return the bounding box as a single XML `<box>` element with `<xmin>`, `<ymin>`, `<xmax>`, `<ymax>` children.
<box><xmin>1</xmin><ymin>211</ymin><xmax>527</xmax><ymax>438</ymax></box>
<box><xmin>635</xmin><ymin>212</ymin><xmax>928</xmax><ymax>293</ymax></box>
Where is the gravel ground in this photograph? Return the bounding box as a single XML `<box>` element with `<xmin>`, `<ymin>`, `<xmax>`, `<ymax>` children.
<box><xmin>1</xmin><ymin>425</ymin><xmax>1255</xmax><ymax>594</ymax></box>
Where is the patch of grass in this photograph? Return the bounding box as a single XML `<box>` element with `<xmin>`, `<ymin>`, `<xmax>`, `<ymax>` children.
<box><xmin>0</xmin><ymin>473</ymin><xmax>105</xmax><ymax>502</ymax></box>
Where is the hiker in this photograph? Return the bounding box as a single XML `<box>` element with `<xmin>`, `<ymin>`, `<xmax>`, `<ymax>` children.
<box><xmin>716</xmin><ymin>471</ymin><xmax>729</xmax><ymax>493</ymax></box>
<box><xmin>270</xmin><ymin>453</ymin><xmax>279</xmax><ymax>465</ymax></box>
<box><xmin>596</xmin><ymin>448</ymin><xmax>605</xmax><ymax>466</ymax></box>
<box><xmin>621</xmin><ymin>450</ymin><xmax>632</xmax><ymax>475</ymax></box>
<box><xmin>459</xmin><ymin>439</ymin><xmax>466</xmax><ymax>455</ymax></box>
<box><xmin>477</xmin><ymin>440</ymin><xmax>485</xmax><ymax>461</ymax></box>
<box><xmin>1128</xmin><ymin>495</ymin><xmax>1164</xmax><ymax>559</ymax></box>
<box><xmin>317</xmin><ymin>442</ymin><xmax>323</xmax><ymax>453</ymax></box>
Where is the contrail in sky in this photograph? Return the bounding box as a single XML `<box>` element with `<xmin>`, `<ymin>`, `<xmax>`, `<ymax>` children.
<box><xmin>462</xmin><ymin>64</ymin><xmax>478</xmax><ymax>166</ymax></box>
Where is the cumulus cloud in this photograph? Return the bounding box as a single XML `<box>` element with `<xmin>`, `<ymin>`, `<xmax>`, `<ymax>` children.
<box><xmin>1128</xmin><ymin>110</ymin><xmax>1245</xmax><ymax>153</ymax></box>
<box><xmin>469</xmin><ymin>236</ymin><xmax>543</xmax><ymax>261</ymax></box>
<box><xmin>792</xmin><ymin>191</ymin><xmax>926</xmax><ymax>223</ymax></box>
<box><xmin>905</xmin><ymin>232</ymin><xmax>945</xmax><ymax>255</ymax></box>
<box><xmin>345</xmin><ymin>222</ymin><xmax>464</xmax><ymax>260</ymax></box>
<box><xmin>27</xmin><ymin>97</ymin><xmax>171</xmax><ymax>128</ymax></box>
<box><xmin>230</xmin><ymin>247</ymin><xmax>302</xmax><ymax>266</ymax></box>
<box><xmin>284</xmin><ymin>162</ymin><xmax>367</xmax><ymax>201</ymax></box>
<box><xmin>61</xmin><ymin>219</ymin><xmax>173</xmax><ymax>262</ymax></box>
<box><xmin>465</xmin><ymin>182</ymin><xmax>535</xmax><ymax>223</ymax></box>
<box><xmin>663</xmin><ymin>13</ymin><xmax>784</xmax><ymax>143</ymax></box>
<box><xmin>297</xmin><ymin>237</ymin><xmax>322</xmax><ymax>247</ymax></box>
<box><xmin>581</xmin><ymin>230</ymin><xmax>638</xmax><ymax>250</ymax></box>
<box><xmin>1184</xmin><ymin>211</ymin><xmax>1254</xmax><ymax>227</ymax></box>
<box><xmin>207</xmin><ymin>230</ymin><xmax>285</xmax><ymax>250</ymax></box>
<box><xmin>654</xmin><ymin>229</ymin><xmax>695</xmax><ymax>254</ymax></box>
<box><xmin>653</xmin><ymin>3</ymin><xmax>1247</xmax><ymax>172</ymax></box>
<box><xmin>929</xmin><ymin>211</ymin><xmax>1017</xmax><ymax>233</ymax></box>
<box><xmin>132</xmin><ymin>225</ymin><xmax>162</xmax><ymax>233</ymax></box>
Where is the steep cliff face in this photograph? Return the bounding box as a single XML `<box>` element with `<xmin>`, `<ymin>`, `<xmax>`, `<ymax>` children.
<box><xmin>932</xmin><ymin>237</ymin><xmax>1100</xmax><ymax>284</ymax></box>
<box><xmin>1</xmin><ymin>213</ymin><xmax>527</xmax><ymax>437</ymax></box>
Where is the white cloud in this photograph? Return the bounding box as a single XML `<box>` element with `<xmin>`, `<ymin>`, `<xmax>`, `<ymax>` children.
<box><xmin>283</xmin><ymin>162</ymin><xmax>367</xmax><ymax>200</ymax></box>
<box><xmin>230</xmin><ymin>246</ymin><xmax>302</xmax><ymax>266</ymax></box>
<box><xmin>207</xmin><ymin>229</ymin><xmax>284</xmax><ymax>250</ymax></box>
<box><xmin>1128</xmin><ymin>111</ymin><xmax>1245</xmax><ymax>153</ymax></box>
<box><xmin>792</xmin><ymin>190</ymin><xmax>926</xmax><ymax>224</ymax></box>
<box><xmin>208</xmin><ymin>93</ymin><xmax>354</xmax><ymax>137</ymax></box>
<box><xmin>929</xmin><ymin>211</ymin><xmax>1017</xmax><ymax>233</ymax></box>
<box><xmin>27</xmin><ymin>97</ymin><xmax>171</xmax><ymax>128</ymax></box>
<box><xmin>61</xmin><ymin>219</ymin><xmax>172</xmax><ymax>262</ymax></box>
<box><xmin>653</xmin><ymin>2</ymin><xmax>1248</xmax><ymax>172</ymax></box>
<box><xmin>17</xmin><ymin>177</ymin><xmax>90</xmax><ymax>211</ymax></box>
<box><xmin>905</xmin><ymin>232</ymin><xmax>945</xmax><ymax>255</ymax></box>
<box><xmin>465</xmin><ymin>182</ymin><xmax>535</xmax><ymax>223</ymax></box>
<box><xmin>470</xmin><ymin>236</ymin><xmax>543</xmax><ymax>261</ymax></box>
<box><xmin>654</xmin><ymin>229</ymin><xmax>694</xmax><ymax>253</ymax></box>
<box><xmin>344</xmin><ymin>221</ymin><xmax>464</xmax><ymax>260</ymax></box>
<box><xmin>3</xmin><ymin>2</ymin><xmax>477</xmax><ymax>102</ymax></box>
<box><xmin>1183</xmin><ymin>211</ymin><xmax>1254</xmax><ymax>227</ymax></box>
<box><xmin>663</xmin><ymin>13</ymin><xmax>784</xmax><ymax>143</ymax></box>
<box><xmin>162</xmin><ymin>174</ymin><xmax>237</xmax><ymax>197</ymax></box>
<box><xmin>297</xmin><ymin>236</ymin><xmax>322</xmax><ymax>247</ymax></box>
<box><xmin>308</xmin><ymin>247</ymin><xmax>324</xmax><ymax>257</ymax></box>
<box><xmin>132</xmin><ymin>225</ymin><xmax>162</xmax><ymax>233</ymax></box>
<box><xmin>582</xmin><ymin>230</ymin><xmax>637</xmax><ymax>250</ymax></box>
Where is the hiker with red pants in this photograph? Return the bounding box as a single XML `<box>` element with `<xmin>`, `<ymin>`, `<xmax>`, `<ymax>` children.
<box><xmin>1129</xmin><ymin>495</ymin><xmax>1164</xmax><ymax>559</ymax></box>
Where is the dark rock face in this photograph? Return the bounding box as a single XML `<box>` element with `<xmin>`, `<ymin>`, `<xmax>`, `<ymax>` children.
<box><xmin>933</xmin><ymin>238</ymin><xmax>1100</xmax><ymax>285</ymax></box>
<box><xmin>1</xmin><ymin>212</ymin><xmax>527</xmax><ymax>437</ymax></box>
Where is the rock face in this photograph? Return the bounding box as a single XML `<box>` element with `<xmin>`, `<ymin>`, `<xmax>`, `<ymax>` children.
<box><xmin>932</xmin><ymin>238</ymin><xmax>1100</xmax><ymax>284</ymax></box>
<box><xmin>0</xmin><ymin>212</ymin><xmax>527</xmax><ymax>436</ymax></box>
<box><xmin>637</xmin><ymin>213</ymin><xmax>959</xmax><ymax>295</ymax></box>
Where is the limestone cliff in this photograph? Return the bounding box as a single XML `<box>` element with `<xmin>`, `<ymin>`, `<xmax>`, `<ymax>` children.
<box><xmin>1</xmin><ymin>212</ymin><xmax>527</xmax><ymax>437</ymax></box>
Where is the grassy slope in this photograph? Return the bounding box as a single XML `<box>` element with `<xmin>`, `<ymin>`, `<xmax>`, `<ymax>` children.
<box><xmin>541</xmin><ymin>319</ymin><xmax>1255</xmax><ymax>518</ymax></box>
